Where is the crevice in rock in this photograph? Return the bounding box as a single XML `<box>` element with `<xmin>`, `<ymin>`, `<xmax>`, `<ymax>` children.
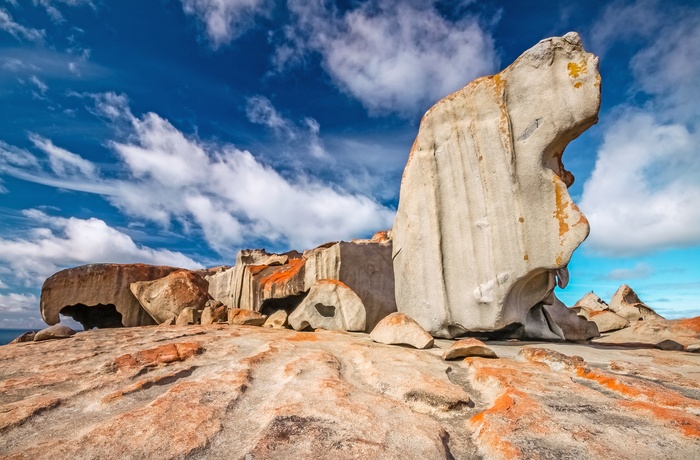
<box><xmin>260</xmin><ymin>292</ymin><xmax>308</xmax><ymax>317</ymax></box>
<box><xmin>60</xmin><ymin>304</ymin><xmax>123</xmax><ymax>329</ymax></box>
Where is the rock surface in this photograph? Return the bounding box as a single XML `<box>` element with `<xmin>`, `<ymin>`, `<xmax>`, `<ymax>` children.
<box><xmin>1</xmin><ymin>326</ymin><xmax>699</xmax><ymax>459</ymax></box>
<box><xmin>41</xmin><ymin>264</ymin><xmax>180</xmax><ymax>328</ymax></box>
<box><xmin>227</xmin><ymin>308</ymin><xmax>267</xmax><ymax>326</ymax></box>
<box><xmin>573</xmin><ymin>291</ymin><xmax>609</xmax><ymax>311</ymax></box>
<box><xmin>288</xmin><ymin>280</ymin><xmax>366</xmax><ymax>332</ymax></box>
<box><xmin>370</xmin><ymin>312</ymin><xmax>434</xmax><ymax>349</ymax></box>
<box><xmin>443</xmin><ymin>338</ymin><xmax>497</xmax><ymax>360</ymax></box>
<box><xmin>573</xmin><ymin>306</ymin><xmax>630</xmax><ymax>332</ymax></box>
<box><xmin>609</xmin><ymin>284</ymin><xmax>664</xmax><ymax>322</ymax></box>
<box><xmin>33</xmin><ymin>324</ymin><xmax>76</xmax><ymax>342</ymax></box>
<box><xmin>541</xmin><ymin>298</ymin><xmax>600</xmax><ymax>341</ymax></box>
<box><xmin>392</xmin><ymin>32</ymin><xmax>601</xmax><ymax>338</ymax></box>
<box><xmin>130</xmin><ymin>270</ymin><xmax>210</xmax><ymax>324</ymax></box>
<box><xmin>594</xmin><ymin>316</ymin><xmax>700</xmax><ymax>348</ymax></box>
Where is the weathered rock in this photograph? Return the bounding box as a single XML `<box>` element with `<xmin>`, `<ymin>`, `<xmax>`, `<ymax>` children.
<box><xmin>33</xmin><ymin>324</ymin><xmax>76</xmax><ymax>341</ymax></box>
<box><xmin>593</xmin><ymin>316</ymin><xmax>700</xmax><ymax>348</ymax></box>
<box><xmin>158</xmin><ymin>316</ymin><xmax>176</xmax><ymax>326</ymax></box>
<box><xmin>2</xmin><ymin>327</ymin><xmax>699</xmax><ymax>459</ymax></box>
<box><xmin>288</xmin><ymin>280</ymin><xmax>366</xmax><ymax>332</ymax></box>
<box><xmin>8</xmin><ymin>331</ymin><xmax>35</xmax><ymax>344</ymax></box>
<box><xmin>303</xmin><ymin>237</ymin><xmax>397</xmax><ymax>332</ymax></box>
<box><xmin>443</xmin><ymin>338</ymin><xmax>497</xmax><ymax>360</ymax></box>
<box><xmin>573</xmin><ymin>291</ymin><xmax>609</xmax><ymax>312</ymax></box>
<box><xmin>176</xmin><ymin>307</ymin><xmax>202</xmax><ymax>326</ymax></box>
<box><xmin>656</xmin><ymin>339</ymin><xmax>685</xmax><ymax>351</ymax></box>
<box><xmin>392</xmin><ymin>33</ymin><xmax>600</xmax><ymax>338</ymax></box>
<box><xmin>572</xmin><ymin>305</ymin><xmax>630</xmax><ymax>332</ymax></box>
<box><xmin>228</xmin><ymin>308</ymin><xmax>267</xmax><ymax>326</ymax></box>
<box><xmin>130</xmin><ymin>270</ymin><xmax>210</xmax><ymax>324</ymax></box>
<box><xmin>370</xmin><ymin>312</ymin><xmax>434</xmax><ymax>349</ymax></box>
<box><xmin>609</xmin><ymin>284</ymin><xmax>664</xmax><ymax>322</ymax></box>
<box><xmin>263</xmin><ymin>309</ymin><xmax>288</xmax><ymax>329</ymax></box>
<box><xmin>40</xmin><ymin>263</ymin><xmax>180</xmax><ymax>328</ymax></box>
<box><xmin>541</xmin><ymin>298</ymin><xmax>600</xmax><ymax>341</ymax></box>
<box><xmin>686</xmin><ymin>344</ymin><xmax>700</xmax><ymax>353</ymax></box>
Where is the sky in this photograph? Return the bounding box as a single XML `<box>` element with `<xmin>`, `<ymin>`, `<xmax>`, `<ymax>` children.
<box><xmin>0</xmin><ymin>0</ymin><xmax>698</xmax><ymax>328</ymax></box>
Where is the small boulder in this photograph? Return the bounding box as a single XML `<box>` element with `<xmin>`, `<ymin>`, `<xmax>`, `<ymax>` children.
<box><xmin>288</xmin><ymin>280</ymin><xmax>366</xmax><ymax>332</ymax></box>
<box><xmin>9</xmin><ymin>331</ymin><xmax>36</xmax><ymax>344</ymax></box>
<box><xmin>158</xmin><ymin>317</ymin><xmax>176</xmax><ymax>327</ymax></box>
<box><xmin>686</xmin><ymin>344</ymin><xmax>700</xmax><ymax>353</ymax></box>
<box><xmin>370</xmin><ymin>312</ymin><xmax>434</xmax><ymax>349</ymax></box>
<box><xmin>130</xmin><ymin>270</ymin><xmax>210</xmax><ymax>324</ymax></box>
<box><xmin>655</xmin><ymin>339</ymin><xmax>685</xmax><ymax>351</ymax></box>
<box><xmin>263</xmin><ymin>310</ymin><xmax>288</xmax><ymax>329</ymax></box>
<box><xmin>200</xmin><ymin>307</ymin><xmax>216</xmax><ymax>325</ymax></box>
<box><xmin>442</xmin><ymin>338</ymin><xmax>497</xmax><ymax>360</ymax></box>
<box><xmin>228</xmin><ymin>309</ymin><xmax>267</xmax><ymax>326</ymax></box>
<box><xmin>34</xmin><ymin>324</ymin><xmax>76</xmax><ymax>342</ymax></box>
<box><xmin>176</xmin><ymin>307</ymin><xmax>202</xmax><ymax>326</ymax></box>
<box><xmin>573</xmin><ymin>306</ymin><xmax>630</xmax><ymax>333</ymax></box>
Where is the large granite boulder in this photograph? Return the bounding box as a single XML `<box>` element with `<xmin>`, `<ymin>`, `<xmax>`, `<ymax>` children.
<box><xmin>609</xmin><ymin>284</ymin><xmax>663</xmax><ymax>322</ymax></box>
<box><xmin>392</xmin><ymin>32</ymin><xmax>601</xmax><ymax>338</ymax></box>
<box><xmin>130</xmin><ymin>270</ymin><xmax>210</xmax><ymax>324</ymax></box>
<box><xmin>288</xmin><ymin>280</ymin><xmax>366</xmax><ymax>332</ymax></box>
<box><xmin>40</xmin><ymin>264</ymin><xmax>181</xmax><ymax>328</ymax></box>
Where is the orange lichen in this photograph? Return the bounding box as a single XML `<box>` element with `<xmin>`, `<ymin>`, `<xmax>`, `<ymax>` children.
<box><xmin>318</xmin><ymin>279</ymin><xmax>350</xmax><ymax>288</ymax></box>
<box><xmin>678</xmin><ymin>316</ymin><xmax>700</xmax><ymax>332</ymax></box>
<box><xmin>112</xmin><ymin>342</ymin><xmax>203</xmax><ymax>371</ymax></box>
<box><xmin>567</xmin><ymin>60</ymin><xmax>587</xmax><ymax>78</ymax></box>
<box><xmin>619</xmin><ymin>401</ymin><xmax>700</xmax><ymax>438</ymax></box>
<box><xmin>259</xmin><ymin>258</ymin><xmax>304</xmax><ymax>286</ymax></box>
<box><xmin>247</xmin><ymin>265</ymin><xmax>268</xmax><ymax>276</ymax></box>
<box><xmin>518</xmin><ymin>217</ymin><xmax>524</xmax><ymax>223</ymax></box>
<box><xmin>284</xmin><ymin>332</ymin><xmax>320</xmax><ymax>342</ymax></box>
<box><xmin>553</xmin><ymin>176</ymin><xmax>570</xmax><ymax>238</ymax></box>
<box><xmin>523</xmin><ymin>255</ymin><xmax>529</xmax><ymax>261</ymax></box>
<box><xmin>574</xmin><ymin>81</ymin><xmax>582</xmax><ymax>89</ymax></box>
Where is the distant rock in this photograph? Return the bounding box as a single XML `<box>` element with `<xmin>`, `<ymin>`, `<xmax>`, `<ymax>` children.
<box><xmin>41</xmin><ymin>263</ymin><xmax>180</xmax><ymax>328</ymax></box>
<box><xmin>593</xmin><ymin>316</ymin><xmax>700</xmax><ymax>348</ymax></box>
<box><xmin>130</xmin><ymin>270</ymin><xmax>210</xmax><ymax>324</ymax></box>
<box><xmin>392</xmin><ymin>32</ymin><xmax>601</xmax><ymax>338</ymax></box>
<box><xmin>655</xmin><ymin>339</ymin><xmax>685</xmax><ymax>351</ymax></box>
<box><xmin>176</xmin><ymin>307</ymin><xmax>202</xmax><ymax>326</ymax></box>
<box><xmin>9</xmin><ymin>331</ymin><xmax>36</xmax><ymax>344</ymax></box>
<box><xmin>443</xmin><ymin>338</ymin><xmax>497</xmax><ymax>360</ymax></box>
<box><xmin>228</xmin><ymin>308</ymin><xmax>266</xmax><ymax>326</ymax></box>
<box><xmin>370</xmin><ymin>312</ymin><xmax>434</xmax><ymax>349</ymax></box>
<box><xmin>200</xmin><ymin>303</ymin><xmax>226</xmax><ymax>325</ymax></box>
<box><xmin>609</xmin><ymin>284</ymin><xmax>663</xmax><ymax>322</ymax></box>
<box><xmin>34</xmin><ymin>324</ymin><xmax>76</xmax><ymax>342</ymax></box>
<box><xmin>572</xmin><ymin>306</ymin><xmax>630</xmax><ymax>333</ymax></box>
<box><xmin>574</xmin><ymin>291</ymin><xmax>609</xmax><ymax>311</ymax></box>
<box><xmin>288</xmin><ymin>280</ymin><xmax>366</xmax><ymax>332</ymax></box>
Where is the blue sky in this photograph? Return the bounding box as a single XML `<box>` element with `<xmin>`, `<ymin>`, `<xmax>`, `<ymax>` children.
<box><xmin>0</xmin><ymin>0</ymin><xmax>698</xmax><ymax>328</ymax></box>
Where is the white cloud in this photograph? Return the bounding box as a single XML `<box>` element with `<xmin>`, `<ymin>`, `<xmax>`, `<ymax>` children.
<box><xmin>0</xmin><ymin>292</ymin><xmax>37</xmax><ymax>313</ymax></box>
<box><xmin>33</xmin><ymin>0</ymin><xmax>94</xmax><ymax>23</ymax></box>
<box><xmin>276</xmin><ymin>0</ymin><xmax>497</xmax><ymax>116</ymax></box>
<box><xmin>0</xmin><ymin>278</ymin><xmax>7</xmax><ymax>288</ymax></box>
<box><xmin>606</xmin><ymin>262</ymin><xmax>653</xmax><ymax>281</ymax></box>
<box><xmin>29</xmin><ymin>133</ymin><xmax>97</xmax><ymax>178</ymax></box>
<box><xmin>0</xmin><ymin>7</ymin><xmax>44</xmax><ymax>42</ymax></box>
<box><xmin>0</xmin><ymin>209</ymin><xmax>203</xmax><ymax>286</ymax></box>
<box><xmin>581</xmin><ymin>2</ymin><xmax>700</xmax><ymax>256</ymax></box>
<box><xmin>181</xmin><ymin>0</ymin><xmax>270</xmax><ymax>47</ymax></box>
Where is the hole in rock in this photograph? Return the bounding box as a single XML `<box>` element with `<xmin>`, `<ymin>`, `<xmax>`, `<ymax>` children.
<box><xmin>60</xmin><ymin>304</ymin><xmax>124</xmax><ymax>330</ymax></box>
<box><xmin>314</xmin><ymin>303</ymin><xmax>336</xmax><ymax>318</ymax></box>
<box><xmin>260</xmin><ymin>292</ymin><xmax>308</xmax><ymax>316</ymax></box>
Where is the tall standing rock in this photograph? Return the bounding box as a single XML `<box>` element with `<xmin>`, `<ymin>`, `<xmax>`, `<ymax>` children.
<box><xmin>609</xmin><ymin>284</ymin><xmax>663</xmax><ymax>322</ymax></box>
<box><xmin>130</xmin><ymin>270</ymin><xmax>210</xmax><ymax>324</ymax></box>
<box><xmin>393</xmin><ymin>32</ymin><xmax>601</xmax><ymax>338</ymax></box>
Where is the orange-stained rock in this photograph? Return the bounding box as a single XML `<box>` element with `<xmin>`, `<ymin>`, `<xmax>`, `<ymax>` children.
<box><xmin>130</xmin><ymin>270</ymin><xmax>210</xmax><ymax>324</ymax></box>
<box><xmin>593</xmin><ymin>316</ymin><xmax>700</xmax><ymax>348</ymax></box>
<box><xmin>40</xmin><ymin>263</ymin><xmax>181</xmax><ymax>328</ymax></box>
<box><xmin>1</xmin><ymin>327</ymin><xmax>699</xmax><ymax>458</ymax></box>
<box><xmin>442</xmin><ymin>338</ymin><xmax>497</xmax><ymax>360</ymax></box>
<box><xmin>228</xmin><ymin>308</ymin><xmax>266</xmax><ymax>326</ymax></box>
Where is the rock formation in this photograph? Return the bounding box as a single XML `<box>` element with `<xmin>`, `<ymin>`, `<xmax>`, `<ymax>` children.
<box><xmin>442</xmin><ymin>338</ymin><xmax>497</xmax><ymax>360</ymax></box>
<box><xmin>40</xmin><ymin>264</ymin><xmax>181</xmax><ymax>328</ymax></box>
<box><xmin>392</xmin><ymin>32</ymin><xmax>601</xmax><ymax>338</ymax></box>
<box><xmin>370</xmin><ymin>312</ymin><xmax>434</xmax><ymax>349</ymax></box>
<box><xmin>2</xmin><ymin>326</ymin><xmax>699</xmax><ymax>459</ymax></box>
<box><xmin>130</xmin><ymin>270</ymin><xmax>210</xmax><ymax>324</ymax></box>
<box><xmin>609</xmin><ymin>284</ymin><xmax>664</xmax><ymax>322</ymax></box>
<box><xmin>288</xmin><ymin>280</ymin><xmax>366</xmax><ymax>332</ymax></box>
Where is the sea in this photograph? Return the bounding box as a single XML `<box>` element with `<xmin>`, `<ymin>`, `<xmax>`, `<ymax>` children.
<box><xmin>0</xmin><ymin>329</ymin><xmax>40</xmax><ymax>346</ymax></box>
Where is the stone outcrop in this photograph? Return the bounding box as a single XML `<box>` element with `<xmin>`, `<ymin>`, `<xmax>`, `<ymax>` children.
<box><xmin>176</xmin><ymin>307</ymin><xmax>202</xmax><ymax>326</ymax></box>
<box><xmin>228</xmin><ymin>308</ymin><xmax>267</xmax><ymax>326</ymax></box>
<box><xmin>574</xmin><ymin>291</ymin><xmax>609</xmax><ymax>311</ymax></box>
<box><xmin>2</xmin><ymin>326</ymin><xmax>699</xmax><ymax>459</ymax></box>
<box><xmin>370</xmin><ymin>312</ymin><xmax>434</xmax><ymax>349</ymax></box>
<box><xmin>288</xmin><ymin>280</ymin><xmax>366</xmax><ymax>332</ymax></box>
<box><xmin>263</xmin><ymin>309</ymin><xmax>288</xmax><ymax>329</ymax></box>
<box><xmin>33</xmin><ymin>324</ymin><xmax>76</xmax><ymax>342</ymax></box>
<box><xmin>541</xmin><ymin>298</ymin><xmax>599</xmax><ymax>341</ymax></box>
<box><xmin>443</xmin><ymin>338</ymin><xmax>497</xmax><ymax>360</ymax></box>
<box><xmin>392</xmin><ymin>32</ymin><xmax>601</xmax><ymax>338</ymax></box>
<box><xmin>40</xmin><ymin>264</ymin><xmax>181</xmax><ymax>328</ymax></box>
<box><xmin>609</xmin><ymin>284</ymin><xmax>664</xmax><ymax>322</ymax></box>
<box><xmin>593</xmin><ymin>316</ymin><xmax>700</xmax><ymax>348</ymax></box>
<box><xmin>130</xmin><ymin>270</ymin><xmax>210</xmax><ymax>324</ymax></box>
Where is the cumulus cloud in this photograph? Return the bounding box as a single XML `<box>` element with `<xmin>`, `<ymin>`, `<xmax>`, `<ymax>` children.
<box><xmin>580</xmin><ymin>2</ymin><xmax>700</xmax><ymax>256</ymax></box>
<box><xmin>274</xmin><ymin>0</ymin><xmax>497</xmax><ymax>116</ymax></box>
<box><xmin>0</xmin><ymin>209</ymin><xmax>203</xmax><ymax>286</ymax></box>
<box><xmin>0</xmin><ymin>292</ymin><xmax>38</xmax><ymax>313</ymax></box>
<box><xmin>181</xmin><ymin>0</ymin><xmax>270</xmax><ymax>47</ymax></box>
<box><xmin>0</xmin><ymin>7</ymin><xmax>44</xmax><ymax>42</ymax></box>
<box><xmin>1</xmin><ymin>93</ymin><xmax>394</xmax><ymax>255</ymax></box>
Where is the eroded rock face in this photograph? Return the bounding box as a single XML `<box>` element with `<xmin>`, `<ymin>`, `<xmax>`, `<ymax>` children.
<box><xmin>288</xmin><ymin>280</ymin><xmax>366</xmax><ymax>332</ymax></box>
<box><xmin>370</xmin><ymin>312</ymin><xmax>434</xmax><ymax>349</ymax></box>
<box><xmin>609</xmin><ymin>284</ymin><xmax>664</xmax><ymax>322</ymax></box>
<box><xmin>40</xmin><ymin>264</ymin><xmax>181</xmax><ymax>328</ymax></box>
<box><xmin>393</xmin><ymin>32</ymin><xmax>601</xmax><ymax>338</ymax></box>
<box><xmin>2</xmin><ymin>327</ymin><xmax>699</xmax><ymax>459</ymax></box>
<box><xmin>130</xmin><ymin>270</ymin><xmax>210</xmax><ymax>324</ymax></box>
